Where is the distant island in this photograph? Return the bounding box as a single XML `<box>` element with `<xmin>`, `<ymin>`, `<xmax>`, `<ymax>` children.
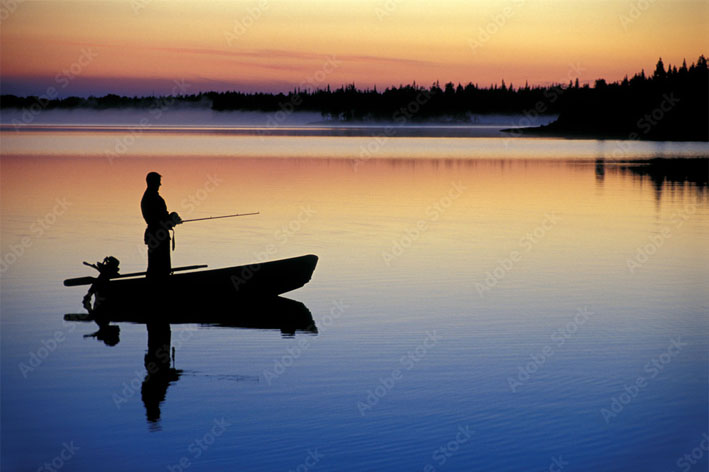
<box><xmin>2</xmin><ymin>56</ymin><xmax>706</xmax><ymax>141</ymax></box>
<box><xmin>508</xmin><ymin>56</ymin><xmax>708</xmax><ymax>141</ymax></box>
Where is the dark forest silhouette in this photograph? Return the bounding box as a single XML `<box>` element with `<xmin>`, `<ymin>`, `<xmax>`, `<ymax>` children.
<box><xmin>517</xmin><ymin>56</ymin><xmax>708</xmax><ymax>141</ymax></box>
<box><xmin>2</xmin><ymin>56</ymin><xmax>707</xmax><ymax>140</ymax></box>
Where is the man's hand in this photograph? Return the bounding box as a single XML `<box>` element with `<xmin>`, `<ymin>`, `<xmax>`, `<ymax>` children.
<box><xmin>167</xmin><ymin>212</ymin><xmax>183</xmax><ymax>228</ymax></box>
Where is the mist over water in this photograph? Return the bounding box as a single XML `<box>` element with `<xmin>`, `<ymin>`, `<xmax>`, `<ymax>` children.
<box><xmin>0</xmin><ymin>107</ymin><xmax>326</xmax><ymax>127</ymax></box>
<box><xmin>0</xmin><ymin>107</ymin><xmax>557</xmax><ymax>129</ymax></box>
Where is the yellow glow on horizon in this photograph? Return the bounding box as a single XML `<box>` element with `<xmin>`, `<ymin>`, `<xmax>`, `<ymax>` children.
<box><xmin>1</xmin><ymin>0</ymin><xmax>707</xmax><ymax>93</ymax></box>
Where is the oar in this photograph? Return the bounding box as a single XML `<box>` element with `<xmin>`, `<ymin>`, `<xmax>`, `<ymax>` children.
<box><xmin>63</xmin><ymin>264</ymin><xmax>208</xmax><ymax>287</ymax></box>
<box><xmin>180</xmin><ymin>212</ymin><xmax>259</xmax><ymax>223</ymax></box>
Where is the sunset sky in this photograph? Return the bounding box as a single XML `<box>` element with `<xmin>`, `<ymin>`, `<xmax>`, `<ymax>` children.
<box><xmin>1</xmin><ymin>0</ymin><xmax>707</xmax><ymax>97</ymax></box>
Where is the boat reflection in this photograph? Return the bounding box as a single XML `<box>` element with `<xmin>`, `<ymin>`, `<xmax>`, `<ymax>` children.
<box><xmin>83</xmin><ymin>324</ymin><xmax>120</xmax><ymax>346</ymax></box>
<box><xmin>64</xmin><ymin>296</ymin><xmax>316</xmax><ymax>429</ymax></box>
<box><xmin>66</xmin><ymin>296</ymin><xmax>318</xmax><ymax>340</ymax></box>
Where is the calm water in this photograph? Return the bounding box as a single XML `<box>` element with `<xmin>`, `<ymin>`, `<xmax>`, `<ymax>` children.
<box><xmin>1</xmin><ymin>126</ymin><xmax>708</xmax><ymax>472</ymax></box>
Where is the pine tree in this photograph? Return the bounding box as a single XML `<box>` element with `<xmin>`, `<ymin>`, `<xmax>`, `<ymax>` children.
<box><xmin>680</xmin><ymin>59</ymin><xmax>688</xmax><ymax>74</ymax></box>
<box><xmin>653</xmin><ymin>57</ymin><xmax>666</xmax><ymax>80</ymax></box>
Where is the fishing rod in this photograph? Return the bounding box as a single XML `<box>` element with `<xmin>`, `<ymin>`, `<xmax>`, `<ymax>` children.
<box><xmin>180</xmin><ymin>212</ymin><xmax>260</xmax><ymax>223</ymax></box>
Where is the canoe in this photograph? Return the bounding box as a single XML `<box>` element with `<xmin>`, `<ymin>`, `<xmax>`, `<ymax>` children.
<box><xmin>66</xmin><ymin>254</ymin><xmax>318</xmax><ymax>314</ymax></box>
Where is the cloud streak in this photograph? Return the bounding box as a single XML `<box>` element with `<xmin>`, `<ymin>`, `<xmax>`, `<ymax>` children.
<box><xmin>50</xmin><ymin>39</ymin><xmax>437</xmax><ymax>69</ymax></box>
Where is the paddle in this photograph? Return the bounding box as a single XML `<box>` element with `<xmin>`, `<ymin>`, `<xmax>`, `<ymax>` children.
<box><xmin>63</xmin><ymin>264</ymin><xmax>208</xmax><ymax>287</ymax></box>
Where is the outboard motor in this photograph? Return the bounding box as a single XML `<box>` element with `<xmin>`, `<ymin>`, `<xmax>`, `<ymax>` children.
<box><xmin>92</xmin><ymin>256</ymin><xmax>120</xmax><ymax>277</ymax></box>
<box><xmin>83</xmin><ymin>256</ymin><xmax>121</xmax><ymax>319</ymax></box>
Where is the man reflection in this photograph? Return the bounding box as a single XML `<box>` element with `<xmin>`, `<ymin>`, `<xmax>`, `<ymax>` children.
<box><xmin>141</xmin><ymin>319</ymin><xmax>181</xmax><ymax>430</ymax></box>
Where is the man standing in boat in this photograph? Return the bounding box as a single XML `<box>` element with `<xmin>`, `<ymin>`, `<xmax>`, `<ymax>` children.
<box><xmin>141</xmin><ymin>172</ymin><xmax>181</xmax><ymax>281</ymax></box>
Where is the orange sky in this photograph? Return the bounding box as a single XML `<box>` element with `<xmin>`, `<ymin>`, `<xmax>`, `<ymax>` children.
<box><xmin>1</xmin><ymin>0</ymin><xmax>707</xmax><ymax>96</ymax></box>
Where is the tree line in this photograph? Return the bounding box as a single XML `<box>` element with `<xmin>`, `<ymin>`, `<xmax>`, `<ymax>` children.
<box><xmin>532</xmin><ymin>56</ymin><xmax>708</xmax><ymax>140</ymax></box>
<box><xmin>1</xmin><ymin>56</ymin><xmax>706</xmax><ymax>138</ymax></box>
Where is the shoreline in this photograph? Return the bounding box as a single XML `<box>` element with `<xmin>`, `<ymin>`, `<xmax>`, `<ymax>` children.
<box><xmin>502</xmin><ymin>124</ymin><xmax>709</xmax><ymax>143</ymax></box>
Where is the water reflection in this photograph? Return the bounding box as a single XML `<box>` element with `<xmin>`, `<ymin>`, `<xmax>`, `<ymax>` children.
<box><xmin>64</xmin><ymin>297</ymin><xmax>316</xmax><ymax>429</ymax></box>
<box><xmin>142</xmin><ymin>318</ymin><xmax>179</xmax><ymax>431</ymax></box>
<box><xmin>621</xmin><ymin>157</ymin><xmax>708</xmax><ymax>187</ymax></box>
<box><xmin>83</xmin><ymin>325</ymin><xmax>120</xmax><ymax>346</ymax></box>
<box><xmin>594</xmin><ymin>158</ymin><xmax>605</xmax><ymax>184</ymax></box>
<box><xmin>67</xmin><ymin>296</ymin><xmax>318</xmax><ymax>341</ymax></box>
<box><xmin>2</xmin><ymin>142</ymin><xmax>707</xmax><ymax>469</ymax></box>
<box><xmin>595</xmin><ymin>157</ymin><xmax>708</xmax><ymax>204</ymax></box>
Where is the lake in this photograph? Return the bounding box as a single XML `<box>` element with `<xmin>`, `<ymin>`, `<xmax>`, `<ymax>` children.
<box><xmin>1</xmin><ymin>123</ymin><xmax>708</xmax><ymax>472</ymax></box>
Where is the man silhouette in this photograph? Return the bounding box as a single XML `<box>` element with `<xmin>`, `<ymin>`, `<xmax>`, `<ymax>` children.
<box><xmin>141</xmin><ymin>172</ymin><xmax>181</xmax><ymax>281</ymax></box>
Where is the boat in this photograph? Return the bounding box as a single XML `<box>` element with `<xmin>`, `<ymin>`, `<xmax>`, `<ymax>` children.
<box><xmin>63</xmin><ymin>254</ymin><xmax>318</xmax><ymax>317</ymax></box>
